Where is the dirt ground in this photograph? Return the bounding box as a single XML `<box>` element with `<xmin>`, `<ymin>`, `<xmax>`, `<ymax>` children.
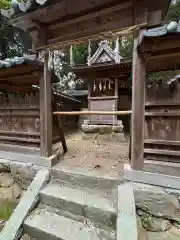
<box><xmin>54</xmin><ymin>132</ymin><xmax>130</xmax><ymax>178</ymax></box>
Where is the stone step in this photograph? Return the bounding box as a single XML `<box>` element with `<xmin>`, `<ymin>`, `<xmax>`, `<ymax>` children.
<box><xmin>38</xmin><ymin>203</ymin><xmax>115</xmax><ymax>232</ymax></box>
<box><xmin>51</xmin><ymin>165</ymin><xmax>122</xmax><ymax>190</ymax></box>
<box><xmin>24</xmin><ymin>209</ymin><xmax>115</xmax><ymax>240</ymax></box>
<box><xmin>40</xmin><ymin>183</ymin><xmax>117</xmax><ymax>229</ymax></box>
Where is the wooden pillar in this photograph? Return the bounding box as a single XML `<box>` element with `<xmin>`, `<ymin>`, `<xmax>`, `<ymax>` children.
<box><xmin>114</xmin><ymin>78</ymin><xmax>119</xmax><ymax>124</ymax></box>
<box><xmin>88</xmin><ymin>79</ymin><xmax>91</xmax><ymax>123</ymax></box>
<box><xmin>40</xmin><ymin>50</ymin><xmax>52</xmax><ymax>157</ymax></box>
<box><xmin>131</xmin><ymin>31</ymin><xmax>146</xmax><ymax>170</ymax></box>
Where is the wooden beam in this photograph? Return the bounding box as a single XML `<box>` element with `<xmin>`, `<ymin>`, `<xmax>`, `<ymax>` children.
<box><xmin>53</xmin><ymin>110</ymin><xmax>132</xmax><ymax>115</ymax></box>
<box><xmin>139</xmin><ymin>34</ymin><xmax>180</xmax><ymax>54</ymax></box>
<box><xmin>48</xmin><ymin>1</ymin><xmax>132</xmax><ymax>31</ymax></box>
<box><xmin>131</xmin><ymin>30</ymin><xmax>146</xmax><ymax>170</ymax></box>
<box><xmin>115</xmin><ymin>77</ymin><xmax>119</xmax><ymax>109</ymax></box>
<box><xmin>144</xmin><ymin>139</ymin><xmax>180</xmax><ymax>146</ymax></box>
<box><xmin>40</xmin><ymin>51</ymin><xmax>52</xmax><ymax>157</ymax></box>
<box><xmin>145</xmin><ymin>112</ymin><xmax>180</xmax><ymax>117</ymax></box>
<box><xmin>144</xmin><ymin>148</ymin><xmax>180</xmax><ymax>157</ymax></box>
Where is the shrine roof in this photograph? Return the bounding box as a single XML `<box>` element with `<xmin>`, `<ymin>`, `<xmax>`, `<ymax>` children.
<box><xmin>1</xmin><ymin>0</ymin><xmax>171</xmax><ymax>19</ymax></box>
<box><xmin>1</xmin><ymin>0</ymin><xmax>49</xmax><ymax>18</ymax></box>
<box><xmin>0</xmin><ymin>55</ymin><xmax>59</xmax><ymax>85</ymax></box>
<box><xmin>68</xmin><ymin>90</ymin><xmax>88</xmax><ymax>97</ymax></box>
<box><xmin>141</xmin><ymin>21</ymin><xmax>180</xmax><ymax>39</ymax></box>
<box><xmin>73</xmin><ymin>58</ymin><xmax>132</xmax><ymax>71</ymax></box>
<box><xmin>1</xmin><ymin>0</ymin><xmax>171</xmax><ymax>49</ymax></box>
<box><xmin>0</xmin><ymin>55</ymin><xmax>42</xmax><ymax>69</ymax></box>
<box><xmin>138</xmin><ymin>21</ymin><xmax>180</xmax><ymax>72</ymax></box>
<box><xmin>72</xmin><ymin>58</ymin><xmax>132</xmax><ymax>78</ymax></box>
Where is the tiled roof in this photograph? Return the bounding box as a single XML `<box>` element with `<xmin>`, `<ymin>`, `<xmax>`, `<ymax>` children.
<box><xmin>0</xmin><ymin>55</ymin><xmax>42</xmax><ymax>68</ymax></box>
<box><xmin>1</xmin><ymin>0</ymin><xmax>48</xmax><ymax>18</ymax></box>
<box><xmin>143</xmin><ymin>21</ymin><xmax>180</xmax><ymax>38</ymax></box>
<box><xmin>69</xmin><ymin>90</ymin><xmax>88</xmax><ymax>97</ymax></box>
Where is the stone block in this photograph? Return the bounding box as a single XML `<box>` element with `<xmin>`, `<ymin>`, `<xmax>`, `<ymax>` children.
<box><xmin>10</xmin><ymin>163</ymin><xmax>42</xmax><ymax>190</ymax></box>
<box><xmin>24</xmin><ymin>209</ymin><xmax>115</xmax><ymax>240</ymax></box>
<box><xmin>82</xmin><ymin>124</ymin><xmax>99</xmax><ymax>133</ymax></box>
<box><xmin>134</xmin><ymin>189</ymin><xmax>180</xmax><ymax>222</ymax></box>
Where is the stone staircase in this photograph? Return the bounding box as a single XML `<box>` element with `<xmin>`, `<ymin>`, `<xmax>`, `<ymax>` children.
<box><xmin>21</xmin><ymin>167</ymin><xmax>120</xmax><ymax>240</ymax></box>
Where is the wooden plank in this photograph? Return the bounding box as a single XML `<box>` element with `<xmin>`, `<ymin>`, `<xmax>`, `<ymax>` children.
<box><xmin>0</xmin><ymin>106</ymin><xmax>39</xmax><ymax>110</ymax></box>
<box><xmin>145</xmin><ymin>112</ymin><xmax>180</xmax><ymax>117</ymax></box>
<box><xmin>0</xmin><ymin>136</ymin><xmax>40</xmax><ymax>143</ymax></box>
<box><xmin>144</xmin><ymin>148</ymin><xmax>180</xmax><ymax>157</ymax></box>
<box><xmin>88</xmin><ymin>96</ymin><xmax>118</xmax><ymax>100</ymax></box>
<box><xmin>53</xmin><ymin>110</ymin><xmax>132</xmax><ymax>115</ymax></box>
<box><xmin>40</xmin><ymin>51</ymin><xmax>52</xmax><ymax>157</ymax></box>
<box><xmin>131</xmin><ymin>30</ymin><xmax>146</xmax><ymax>170</ymax></box>
<box><xmin>144</xmin><ymin>139</ymin><xmax>180</xmax><ymax>146</ymax></box>
<box><xmin>88</xmin><ymin>80</ymin><xmax>91</xmax><ymax>123</ymax></box>
<box><xmin>145</xmin><ymin>101</ymin><xmax>180</xmax><ymax>106</ymax></box>
<box><xmin>0</xmin><ymin>170</ymin><xmax>50</xmax><ymax>240</ymax></box>
<box><xmin>117</xmin><ymin>184</ymin><xmax>137</xmax><ymax>240</ymax></box>
<box><xmin>48</xmin><ymin>1</ymin><xmax>132</xmax><ymax>31</ymax></box>
<box><xmin>0</xmin><ymin>113</ymin><xmax>39</xmax><ymax>117</ymax></box>
<box><xmin>0</xmin><ymin>130</ymin><xmax>40</xmax><ymax>136</ymax></box>
<box><xmin>124</xmin><ymin>163</ymin><xmax>180</xmax><ymax>189</ymax></box>
<box><xmin>140</xmin><ymin>35</ymin><xmax>180</xmax><ymax>53</ymax></box>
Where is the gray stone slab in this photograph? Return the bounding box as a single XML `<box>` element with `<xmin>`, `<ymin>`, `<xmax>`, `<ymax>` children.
<box><xmin>117</xmin><ymin>184</ymin><xmax>137</xmax><ymax>240</ymax></box>
<box><xmin>124</xmin><ymin>164</ymin><xmax>180</xmax><ymax>190</ymax></box>
<box><xmin>0</xmin><ymin>150</ymin><xmax>58</xmax><ymax>167</ymax></box>
<box><xmin>51</xmin><ymin>165</ymin><xmax>121</xmax><ymax>190</ymax></box>
<box><xmin>40</xmin><ymin>183</ymin><xmax>116</xmax><ymax>228</ymax></box>
<box><xmin>24</xmin><ymin>209</ymin><xmax>115</xmax><ymax>240</ymax></box>
<box><xmin>0</xmin><ymin>169</ymin><xmax>50</xmax><ymax>240</ymax></box>
<box><xmin>144</xmin><ymin>160</ymin><xmax>180</xmax><ymax>177</ymax></box>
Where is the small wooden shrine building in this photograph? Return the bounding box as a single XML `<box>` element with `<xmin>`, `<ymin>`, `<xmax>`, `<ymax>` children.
<box><xmin>0</xmin><ymin>55</ymin><xmax>81</xmax><ymax>167</ymax></box>
<box><xmin>73</xmin><ymin>40</ymin><xmax>132</xmax><ymax>126</ymax></box>
<box><xmin>0</xmin><ymin>0</ymin><xmax>171</xmax><ymax>169</ymax></box>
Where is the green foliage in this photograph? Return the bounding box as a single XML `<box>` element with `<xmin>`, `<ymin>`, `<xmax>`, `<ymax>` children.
<box><xmin>0</xmin><ymin>16</ymin><xmax>24</xmax><ymax>59</ymax></box>
<box><xmin>166</xmin><ymin>0</ymin><xmax>180</xmax><ymax>22</ymax></box>
<box><xmin>0</xmin><ymin>200</ymin><xmax>16</xmax><ymax>220</ymax></box>
<box><xmin>73</xmin><ymin>44</ymin><xmax>88</xmax><ymax>65</ymax></box>
<box><xmin>120</xmin><ymin>36</ymin><xmax>133</xmax><ymax>58</ymax></box>
<box><xmin>0</xmin><ymin>0</ymin><xmax>23</xmax><ymax>10</ymax></box>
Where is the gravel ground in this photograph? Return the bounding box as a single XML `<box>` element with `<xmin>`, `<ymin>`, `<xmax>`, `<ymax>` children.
<box><xmin>54</xmin><ymin>132</ymin><xmax>130</xmax><ymax>178</ymax></box>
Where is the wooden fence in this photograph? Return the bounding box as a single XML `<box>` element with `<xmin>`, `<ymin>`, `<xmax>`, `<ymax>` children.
<box><xmin>144</xmin><ymin>78</ymin><xmax>180</xmax><ymax>162</ymax></box>
<box><xmin>0</xmin><ymin>91</ymin><xmax>81</xmax><ymax>149</ymax></box>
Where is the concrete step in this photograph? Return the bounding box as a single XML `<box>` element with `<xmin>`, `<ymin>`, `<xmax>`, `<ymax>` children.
<box><xmin>24</xmin><ymin>209</ymin><xmax>115</xmax><ymax>240</ymax></box>
<box><xmin>51</xmin><ymin>165</ymin><xmax>122</xmax><ymax>190</ymax></box>
<box><xmin>40</xmin><ymin>183</ymin><xmax>117</xmax><ymax>229</ymax></box>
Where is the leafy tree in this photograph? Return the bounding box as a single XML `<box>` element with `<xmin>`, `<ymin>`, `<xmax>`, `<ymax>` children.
<box><xmin>50</xmin><ymin>50</ymin><xmax>76</xmax><ymax>91</ymax></box>
<box><xmin>166</xmin><ymin>0</ymin><xmax>180</xmax><ymax>22</ymax></box>
<box><xmin>0</xmin><ymin>14</ymin><xmax>31</xmax><ymax>60</ymax></box>
<box><xmin>0</xmin><ymin>0</ymin><xmax>23</xmax><ymax>9</ymax></box>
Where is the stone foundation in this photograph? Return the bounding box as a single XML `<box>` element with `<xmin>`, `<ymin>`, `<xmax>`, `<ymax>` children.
<box><xmin>82</xmin><ymin>120</ymin><xmax>124</xmax><ymax>134</ymax></box>
<box><xmin>81</xmin><ymin>120</ymin><xmax>127</xmax><ymax>142</ymax></box>
<box><xmin>128</xmin><ymin>181</ymin><xmax>180</xmax><ymax>239</ymax></box>
<box><xmin>0</xmin><ymin>160</ymin><xmax>44</xmax><ymax>231</ymax></box>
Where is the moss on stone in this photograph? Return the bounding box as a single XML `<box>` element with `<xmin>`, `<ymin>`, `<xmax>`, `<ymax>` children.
<box><xmin>0</xmin><ymin>200</ymin><xmax>16</xmax><ymax>220</ymax></box>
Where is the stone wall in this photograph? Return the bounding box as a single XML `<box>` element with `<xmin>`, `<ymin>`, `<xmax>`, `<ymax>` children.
<box><xmin>128</xmin><ymin>181</ymin><xmax>180</xmax><ymax>239</ymax></box>
<box><xmin>0</xmin><ymin>160</ymin><xmax>43</xmax><ymax>232</ymax></box>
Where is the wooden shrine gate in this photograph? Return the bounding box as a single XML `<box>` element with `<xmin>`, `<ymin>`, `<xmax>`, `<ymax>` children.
<box><xmin>144</xmin><ymin>77</ymin><xmax>180</xmax><ymax>163</ymax></box>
